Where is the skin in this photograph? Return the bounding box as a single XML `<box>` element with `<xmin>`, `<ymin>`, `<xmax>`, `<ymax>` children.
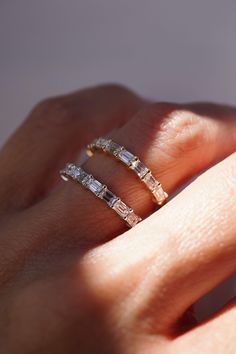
<box><xmin>0</xmin><ymin>84</ymin><xmax>235</xmax><ymax>353</ymax></box>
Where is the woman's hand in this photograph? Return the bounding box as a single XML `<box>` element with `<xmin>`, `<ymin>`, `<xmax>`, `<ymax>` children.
<box><xmin>0</xmin><ymin>84</ymin><xmax>235</xmax><ymax>354</ymax></box>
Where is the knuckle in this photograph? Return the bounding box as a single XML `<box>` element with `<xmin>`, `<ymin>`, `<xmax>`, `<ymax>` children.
<box><xmin>137</xmin><ymin>102</ymin><xmax>177</xmax><ymax>130</ymax></box>
<box><xmin>159</xmin><ymin>109</ymin><xmax>207</xmax><ymax>156</ymax></box>
<box><xmin>136</xmin><ymin>103</ymin><xmax>210</xmax><ymax>158</ymax></box>
<box><xmin>136</xmin><ymin>102</ymin><xmax>208</xmax><ymax>159</ymax></box>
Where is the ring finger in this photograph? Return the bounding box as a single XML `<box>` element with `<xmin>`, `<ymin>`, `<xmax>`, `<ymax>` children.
<box><xmin>41</xmin><ymin>102</ymin><xmax>236</xmax><ymax>244</ymax></box>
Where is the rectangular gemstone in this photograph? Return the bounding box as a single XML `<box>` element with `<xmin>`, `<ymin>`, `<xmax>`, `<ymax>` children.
<box><xmin>131</xmin><ymin>160</ymin><xmax>149</xmax><ymax>178</ymax></box>
<box><xmin>107</xmin><ymin>141</ymin><xmax>121</xmax><ymax>155</ymax></box>
<box><xmin>66</xmin><ymin>164</ymin><xmax>81</xmax><ymax>180</ymax></box>
<box><xmin>77</xmin><ymin>170</ymin><xmax>88</xmax><ymax>184</ymax></box>
<box><xmin>97</xmin><ymin>138</ymin><xmax>109</xmax><ymax>150</ymax></box>
<box><xmin>102</xmin><ymin>189</ymin><xmax>117</xmax><ymax>206</ymax></box>
<box><xmin>87</xmin><ymin>179</ymin><xmax>104</xmax><ymax>195</ymax></box>
<box><xmin>125</xmin><ymin>212</ymin><xmax>141</xmax><ymax>227</ymax></box>
<box><xmin>81</xmin><ymin>174</ymin><xmax>92</xmax><ymax>187</ymax></box>
<box><xmin>143</xmin><ymin>172</ymin><xmax>157</xmax><ymax>191</ymax></box>
<box><xmin>118</xmin><ymin>149</ymin><xmax>136</xmax><ymax>166</ymax></box>
<box><xmin>72</xmin><ymin>167</ymin><xmax>82</xmax><ymax>180</ymax></box>
<box><xmin>113</xmin><ymin>199</ymin><xmax>130</xmax><ymax>218</ymax></box>
<box><xmin>153</xmin><ymin>186</ymin><xmax>166</xmax><ymax>205</ymax></box>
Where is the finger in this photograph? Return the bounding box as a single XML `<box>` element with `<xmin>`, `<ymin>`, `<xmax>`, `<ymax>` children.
<box><xmin>0</xmin><ymin>84</ymin><xmax>144</xmax><ymax>211</ymax></box>
<box><xmin>43</xmin><ymin>102</ymin><xmax>236</xmax><ymax>243</ymax></box>
<box><xmin>98</xmin><ymin>151</ymin><xmax>236</xmax><ymax>334</ymax></box>
<box><xmin>175</xmin><ymin>298</ymin><xmax>236</xmax><ymax>353</ymax></box>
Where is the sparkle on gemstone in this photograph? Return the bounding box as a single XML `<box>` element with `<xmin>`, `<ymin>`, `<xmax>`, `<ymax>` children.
<box><xmin>153</xmin><ymin>185</ymin><xmax>166</xmax><ymax>204</ymax></box>
<box><xmin>112</xmin><ymin>199</ymin><xmax>130</xmax><ymax>218</ymax></box>
<box><xmin>143</xmin><ymin>172</ymin><xmax>158</xmax><ymax>191</ymax></box>
<box><xmin>125</xmin><ymin>212</ymin><xmax>141</xmax><ymax>227</ymax></box>
<box><xmin>118</xmin><ymin>149</ymin><xmax>136</xmax><ymax>166</ymax></box>
<box><xmin>77</xmin><ymin>170</ymin><xmax>88</xmax><ymax>184</ymax></box>
<box><xmin>72</xmin><ymin>167</ymin><xmax>81</xmax><ymax>179</ymax></box>
<box><xmin>102</xmin><ymin>189</ymin><xmax>117</xmax><ymax>206</ymax></box>
<box><xmin>107</xmin><ymin>141</ymin><xmax>121</xmax><ymax>155</ymax></box>
<box><xmin>97</xmin><ymin>138</ymin><xmax>109</xmax><ymax>150</ymax></box>
<box><xmin>81</xmin><ymin>174</ymin><xmax>92</xmax><ymax>187</ymax></box>
<box><xmin>131</xmin><ymin>160</ymin><xmax>149</xmax><ymax>178</ymax></box>
<box><xmin>87</xmin><ymin>178</ymin><xmax>104</xmax><ymax>195</ymax></box>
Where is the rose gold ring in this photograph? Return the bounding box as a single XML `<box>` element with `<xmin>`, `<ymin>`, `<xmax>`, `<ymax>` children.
<box><xmin>87</xmin><ymin>138</ymin><xmax>168</xmax><ymax>206</ymax></box>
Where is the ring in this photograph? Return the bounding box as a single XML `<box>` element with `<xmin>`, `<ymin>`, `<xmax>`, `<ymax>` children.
<box><xmin>60</xmin><ymin>163</ymin><xmax>142</xmax><ymax>228</ymax></box>
<box><xmin>87</xmin><ymin>138</ymin><xmax>168</xmax><ymax>206</ymax></box>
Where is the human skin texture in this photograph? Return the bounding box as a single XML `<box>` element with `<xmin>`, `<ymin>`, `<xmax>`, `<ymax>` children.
<box><xmin>0</xmin><ymin>84</ymin><xmax>235</xmax><ymax>353</ymax></box>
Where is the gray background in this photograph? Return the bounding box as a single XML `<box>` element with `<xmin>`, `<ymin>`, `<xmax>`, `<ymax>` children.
<box><xmin>0</xmin><ymin>1</ymin><xmax>235</xmax><ymax>318</ymax></box>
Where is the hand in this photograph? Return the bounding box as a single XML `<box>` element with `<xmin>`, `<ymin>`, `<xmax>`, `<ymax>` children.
<box><xmin>0</xmin><ymin>84</ymin><xmax>235</xmax><ymax>354</ymax></box>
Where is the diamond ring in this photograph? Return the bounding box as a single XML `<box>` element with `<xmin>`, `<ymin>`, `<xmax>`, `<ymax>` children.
<box><xmin>87</xmin><ymin>138</ymin><xmax>168</xmax><ymax>206</ymax></box>
<box><xmin>60</xmin><ymin>163</ymin><xmax>141</xmax><ymax>228</ymax></box>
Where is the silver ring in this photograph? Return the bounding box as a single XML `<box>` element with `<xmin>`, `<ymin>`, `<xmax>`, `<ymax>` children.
<box><xmin>60</xmin><ymin>163</ymin><xmax>142</xmax><ymax>228</ymax></box>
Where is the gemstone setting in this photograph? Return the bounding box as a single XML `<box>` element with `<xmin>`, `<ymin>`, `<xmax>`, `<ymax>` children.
<box><xmin>113</xmin><ymin>199</ymin><xmax>130</xmax><ymax>218</ymax></box>
<box><xmin>143</xmin><ymin>172</ymin><xmax>158</xmax><ymax>191</ymax></box>
<box><xmin>87</xmin><ymin>178</ymin><xmax>104</xmax><ymax>195</ymax></box>
<box><xmin>107</xmin><ymin>141</ymin><xmax>122</xmax><ymax>155</ymax></box>
<box><xmin>153</xmin><ymin>185</ymin><xmax>167</xmax><ymax>205</ymax></box>
<box><xmin>101</xmin><ymin>188</ymin><xmax>118</xmax><ymax>207</ymax></box>
<box><xmin>118</xmin><ymin>149</ymin><xmax>136</xmax><ymax>166</ymax></box>
<box><xmin>126</xmin><ymin>212</ymin><xmax>141</xmax><ymax>227</ymax></box>
<box><xmin>131</xmin><ymin>159</ymin><xmax>149</xmax><ymax>178</ymax></box>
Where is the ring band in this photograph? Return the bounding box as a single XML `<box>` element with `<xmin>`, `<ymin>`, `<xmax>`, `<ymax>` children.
<box><xmin>87</xmin><ymin>138</ymin><xmax>168</xmax><ymax>206</ymax></box>
<box><xmin>60</xmin><ymin>163</ymin><xmax>142</xmax><ymax>228</ymax></box>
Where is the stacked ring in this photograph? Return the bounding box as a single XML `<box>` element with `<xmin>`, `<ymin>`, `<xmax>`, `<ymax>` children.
<box><xmin>60</xmin><ymin>163</ymin><xmax>142</xmax><ymax>228</ymax></box>
<box><xmin>87</xmin><ymin>138</ymin><xmax>168</xmax><ymax>205</ymax></box>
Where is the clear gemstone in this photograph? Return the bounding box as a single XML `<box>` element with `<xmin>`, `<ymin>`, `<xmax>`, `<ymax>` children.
<box><xmin>81</xmin><ymin>174</ymin><xmax>92</xmax><ymax>187</ymax></box>
<box><xmin>65</xmin><ymin>163</ymin><xmax>74</xmax><ymax>173</ymax></box>
<box><xmin>97</xmin><ymin>138</ymin><xmax>109</xmax><ymax>150</ymax></box>
<box><xmin>106</xmin><ymin>141</ymin><xmax>121</xmax><ymax>155</ymax></box>
<box><xmin>126</xmin><ymin>212</ymin><xmax>141</xmax><ymax>227</ymax></box>
<box><xmin>102</xmin><ymin>189</ymin><xmax>117</xmax><ymax>206</ymax></box>
<box><xmin>87</xmin><ymin>179</ymin><xmax>104</xmax><ymax>195</ymax></box>
<box><xmin>153</xmin><ymin>185</ymin><xmax>167</xmax><ymax>204</ymax></box>
<box><xmin>118</xmin><ymin>149</ymin><xmax>136</xmax><ymax>166</ymax></box>
<box><xmin>95</xmin><ymin>138</ymin><xmax>102</xmax><ymax>148</ymax></box>
<box><xmin>77</xmin><ymin>170</ymin><xmax>88</xmax><ymax>184</ymax></box>
<box><xmin>113</xmin><ymin>199</ymin><xmax>130</xmax><ymax>218</ymax></box>
<box><xmin>131</xmin><ymin>160</ymin><xmax>149</xmax><ymax>178</ymax></box>
<box><xmin>143</xmin><ymin>172</ymin><xmax>157</xmax><ymax>191</ymax></box>
<box><xmin>71</xmin><ymin>167</ymin><xmax>81</xmax><ymax>180</ymax></box>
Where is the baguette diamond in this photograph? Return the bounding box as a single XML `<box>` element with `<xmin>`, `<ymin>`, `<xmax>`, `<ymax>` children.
<box><xmin>102</xmin><ymin>189</ymin><xmax>118</xmax><ymax>207</ymax></box>
<box><xmin>131</xmin><ymin>160</ymin><xmax>149</xmax><ymax>178</ymax></box>
<box><xmin>113</xmin><ymin>199</ymin><xmax>130</xmax><ymax>218</ymax></box>
<box><xmin>60</xmin><ymin>163</ymin><xmax>141</xmax><ymax>228</ymax></box>
<box><xmin>118</xmin><ymin>149</ymin><xmax>136</xmax><ymax>166</ymax></box>
<box><xmin>87</xmin><ymin>178</ymin><xmax>104</xmax><ymax>195</ymax></box>
<box><xmin>86</xmin><ymin>138</ymin><xmax>168</xmax><ymax>205</ymax></box>
<box><xmin>143</xmin><ymin>172</ymin><xmax>157</xmax><ymax>191</ymax></box>
<box><xmin>125</xmin><ymin>212</ymin><xmax>141</xmax><ymax>227</ymax></box>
